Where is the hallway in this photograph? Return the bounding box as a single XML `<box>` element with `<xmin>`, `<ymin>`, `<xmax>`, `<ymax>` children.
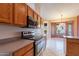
<box><xmin>42</xmin><ymin>38</ymin><xmax>66</xmax><ymax>56</ymax></box>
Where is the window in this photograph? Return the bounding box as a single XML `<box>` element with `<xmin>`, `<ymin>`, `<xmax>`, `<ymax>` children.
<box><xmin>56</xmin><ymin>23</ymin><xmax>66</xmax><ymax>36</ymax></box>
<box><xmin>67</xmin><ymin>23</ymin><xmax>72</xmax><ymax>36</ymax></box>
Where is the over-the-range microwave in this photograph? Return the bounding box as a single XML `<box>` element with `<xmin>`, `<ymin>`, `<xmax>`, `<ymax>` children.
<box><xmin>23</xmin><ymin>16</ymin><xmax>37</xmax><ymax>28</ymax></box>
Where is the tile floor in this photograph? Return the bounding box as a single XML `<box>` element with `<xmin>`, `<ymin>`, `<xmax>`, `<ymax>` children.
<box><xmin>42</xmin><ymin>38</ymin><xmax>66</xmax><ymax>56</ymax></box>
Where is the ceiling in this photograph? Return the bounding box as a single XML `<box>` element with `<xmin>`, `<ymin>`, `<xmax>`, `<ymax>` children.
<box><xmin>37</xmin><ymin>3</ymin><xmax>79</xmax><ymax>20</ymax></box>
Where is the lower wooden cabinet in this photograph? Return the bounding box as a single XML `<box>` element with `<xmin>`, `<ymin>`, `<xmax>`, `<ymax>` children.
<box><xmin>66</xmin><ymin>39</ymin><xmax>79</xmax><ymax>56</ymax></box>
<box><xmin>24</xmin><ymin>49</ymin><xmax>34</xmax><ymax>56</ymax></box>
<box><xmin>13</xmin><ymin>43</ymin><xmax>34</xmax><ymax>56</ymax></box>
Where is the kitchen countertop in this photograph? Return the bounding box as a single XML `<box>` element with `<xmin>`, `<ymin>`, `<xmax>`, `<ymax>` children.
<box><xmin>63</xmin><ymin>36</ymin><xmax>79</xmax><ymax>39</ymax></box>
<box><xmin>0</xmin><ymin>39</ymin><xmax>34</xmax><ymax>55</ymax></box>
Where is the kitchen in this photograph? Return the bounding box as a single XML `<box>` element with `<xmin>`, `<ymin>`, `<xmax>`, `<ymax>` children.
<box><xmin>0</xmin><ymin>3</ymin><xmax>47</xmax><ymax>56</ymax></box>
<box><xmin>1</xmin><ymin>3</ymin><xmax>79</xmax><ymax>56</ymax></box>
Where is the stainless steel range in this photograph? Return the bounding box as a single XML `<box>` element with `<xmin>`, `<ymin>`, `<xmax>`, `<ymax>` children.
<box><xmin>21</xmin><ymin>31</ymin><xmax>46</xmax><ymax>56</ymax></box>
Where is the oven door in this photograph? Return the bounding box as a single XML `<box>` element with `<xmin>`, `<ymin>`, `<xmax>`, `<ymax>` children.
<box><xmin>35</xmin><ymin>39</ymin><xmax>44</xmax><ymax>55</ymax></box>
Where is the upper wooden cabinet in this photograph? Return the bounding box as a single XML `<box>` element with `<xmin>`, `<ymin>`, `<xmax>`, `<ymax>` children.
<box><xmin>14</xmin><ymin>3</ymin><xmax>27</xmax><ymax>27</ymax></box>
<box><xmin>27</xmin><ymin>6</ymin><xmax>33</xmax><ymax>18</ymax></box>
<box><xmin>0</xmin><ymin>3</ymin><xmax>13</xmax><ymax>24</ymax></box>
<box><xmin>37</xmin><ymin>15</ymin><xmax>41</xmax><ymax>28</ymax></box>
<box><xmin>0</xmin><ymin>3</ymin><xmax>43</xmax><ymax>27</ymax></box>
<box><xmin>40</xmin><ymin>17</ymin><xmax>44</xmax><ymax>27</ymax></box>
<box><xmin>33</xmin><ymin>11</ymin><xmax>38</xmax><ymax>21</ymax></box>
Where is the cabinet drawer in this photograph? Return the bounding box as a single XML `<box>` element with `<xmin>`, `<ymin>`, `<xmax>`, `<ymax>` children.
<box><xmin>67</xmin><ymin>42</ymin><xmax>79</xmax><ymax>56</ymax></box>
<box><xmin>67</xmin><ymin>39</ymin><xmax>79</xmax><ymax>44</ymax></box>
<box><xmin>24</xmin><ymin>48</ymin><xmax>34</xmax><ymax>56</ymax></box>
<box><xmin>13</xmin><ymin>43</ymin><xmax>33</xmax><ymax>56</ymax></box>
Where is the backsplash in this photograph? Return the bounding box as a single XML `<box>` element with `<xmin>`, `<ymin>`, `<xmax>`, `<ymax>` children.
<box><xmin>0</xmin><ymin>24</ymin><xmax>20</xmax><ymax>39</ymax></box>
<box><xmin>0</xmin><ymin>32</ymin><xmax>20</xmax><ymax>40</ymax></box>
<box><xmin>0</xmin><ymin>23</ymin><xmax>43</xmax><ymax>40</ymax></box>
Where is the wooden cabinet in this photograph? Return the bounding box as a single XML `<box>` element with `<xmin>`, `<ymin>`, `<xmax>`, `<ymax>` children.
<box><xmin>40</xmin><ymin>18</ymin><xmax>44</xmax><ymax>27</ymax></box>
<box><xmin>0</xmin><ymin>3</ymin><xmax>44</xmax><ymax>27</ymax></box>
<box><xmin>0</xmin><ymin>3</ymin><xmax>27</xmax><ymax>27</ymax></box>
<box><xmin>37</xmin><ymin>15</ymin><xmax>41</xmax><ymax>28</ymax></box>
<box><xmin>24</xmin><ymin>49</ymin><xmax>34</xmax><ymax>56</ymax></box>
<box><xmin>33</xmin><ymin>11</ymin><xmax>38</xmax><ymax>21</ymax></box>
<box><xmin>77</xmin><ymin>16</ymin><xmax>79</xmax><ymax>37</ymax></box>
<box><xmin>13</xmin><ymin>43</ymin><xmax>34</xmax><ymax>56</ymax></box>
<box><xmin>14</xmin><ymin>3</ymin><xmax>27</xmax><ymax>26</ymax></box>
<box><xmin>0</xmin><ymin>3</ymin><xmax>13</xmax><ymax>24</ymax></box>
<box><xmin>66</xmin><ymin>38</ymin><xmax>79</xmax><ymax>56</ymax></box>
<box><xmin>27</xmin><ymin>6</ymin><xmax>33</xmax><ymax>18</ymax></box>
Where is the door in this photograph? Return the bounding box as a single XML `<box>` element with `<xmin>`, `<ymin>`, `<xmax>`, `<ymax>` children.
<box><xmin>51</xmin><ymin>23</ymin><xmax>56</xmax><ymax>37</ymax></box>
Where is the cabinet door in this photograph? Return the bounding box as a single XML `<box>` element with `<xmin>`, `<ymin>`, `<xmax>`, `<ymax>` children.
<box><xmin>37</xmin><ymin>15</ymin><xmax>41</xmax><ymax>28</ymax></box>
<box><xmin>27</xmin><ymin>6</ymin><xmax>33</xmax><ymax>18</ymax></box>
<box><xmin>66</xmin><ymin>39</ymin><xmax>79</xmax><ymax>56</ymax></box>
<box><xmin>24</xmin><ymin>49</ymin><xmax>34</xmax><ymax>56</ymax></box>
<box><xmin>40</xmin><ymin>18</ymin><xmax>43</xmax><ymax>27</ymax></box>
<box><xmin>13</xmin><ymin>43</ymin><xmax>34</xmax><ymax>56</ymax></box>
<box><xmin>0</xmin><ymin>3</ymin><xmax>13</xmax><ymax>24</ymax></box>
<box><xmin>14</xmin><ymin>3</ymin><xmax>27</xmax><ymax>26</ymax></box>
<box><xmin>34</xmin><ymin>12</ymin><xmax>38</xmax><ymax>21</ymax></box>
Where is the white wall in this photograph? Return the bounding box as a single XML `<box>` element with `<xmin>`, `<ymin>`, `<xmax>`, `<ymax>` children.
<box><xmin>38</xmin><ymin>3</ymin><xmax>79</xmax><ymax>20</ymax></box>
<box><xmin>43</xmin><ymin>21</ymin><xmax>51</xmax><ymax>38</ymax></box>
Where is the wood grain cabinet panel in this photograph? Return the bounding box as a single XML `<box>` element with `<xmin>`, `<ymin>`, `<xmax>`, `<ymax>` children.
<box><xmin>14</xmin><ymin>3</ymin><xmax>27</xmax><ymax>26</ymax></box>
<box><xmin>27</xmin><ymin>6</ymin><xmax>33</xmax><ymax>18</ymax></box>
<box><xmin>0</xmin><ymin>3</ymin><xmax>44</xmax><ymax>27</ymax></box>
<box><xmin>37</xmin><ymin>16</ymin><xmax>41</xmax><ymax>28</ymax></box>
<box><xmin>66</xmin><ymin>39</ymin><xmax>79</xmax><ymax>56</ymax></box>
<box><xmin>13</xmin><ymin>43</ymin><xmax>34</xmax><ymax>56</ymax></box>
<box><xmin>33</xmin><ymin>12</ymin><xmax>38</xmax><ymax>21</ymax></box>
<box><xmin>40</xmin><ymin>18</ymin><xmax>43</xmax><ymax>27</ymax></box>
<box><xmin>0</xmin><ymin>3</ymin><xmax>13</xmax><ymax>24</ymax></box>
<box><xmin>24</xmin><ymin>49</ymin><xmax>34</xmax><ymax>56</ymax></box>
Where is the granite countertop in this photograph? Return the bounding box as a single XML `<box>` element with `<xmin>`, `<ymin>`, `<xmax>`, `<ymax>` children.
<box><xmin>63</xmin><ymin>36</ymin><xmax>79</xmax><ymax>39</ymax></box>
<box><xmin>0</xmin><ymin>39</ymin><xmax>34</xmax><ymax>54</ymax></box>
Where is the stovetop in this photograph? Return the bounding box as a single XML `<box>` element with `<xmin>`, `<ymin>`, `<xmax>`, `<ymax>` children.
<box><xmin>22</xmin><ymin>36</ymin><xmax>43</xmax><ymax>41</ymax></box>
